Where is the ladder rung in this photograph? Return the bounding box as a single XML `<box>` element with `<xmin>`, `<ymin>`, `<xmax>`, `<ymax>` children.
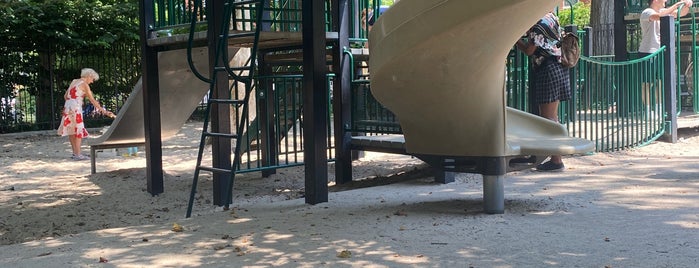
<box><xmin>209</xmin><ymin>98</ymin><xmax>246</xmax><ymax>105</ymax></box>
<box><xmin>213</xmin><ymin>66</ymin><xmax>253</xmax><ymax>75</ymax></box>
<box><xmin>203</xmin><ymin>132</ymin><xmax>238</xmax><ymax>139</ymax></box>
<box><xmin>197</xmin><ymin>166</ymin><xmax>233</xmax><ymax>174</ymax></box>
<box><xmin>223</xmin><ymin>32</ymin><xmax>256</xmax><ymax>39</ymax></box>
<box><xmin>229</xmin><ymin>66</ymin><xmax>251</xmax><ymax>71</ymax></box>
<box><xmin>232</xmin><ymin>0</ymin><xmax>261</xmax><ymax>6</ymax></box>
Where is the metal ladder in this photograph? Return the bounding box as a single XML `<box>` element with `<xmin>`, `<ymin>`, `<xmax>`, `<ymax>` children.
<box><xmin>186</xmin><ymin>0</ymin><xmax>264</xmax><ymax>218</ymax></box>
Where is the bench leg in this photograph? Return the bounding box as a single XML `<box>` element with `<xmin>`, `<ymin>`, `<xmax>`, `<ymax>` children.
<box><xmin>90</xmin><ymin>147</ymin><xmax>96</xmax><ymax>174</ymax></box>
<box><xmin>482</xmin><ymin>174</ymin><xmax>504</xmax><ymax>214</ymax></box>
<box><xmin>434</xmin><ymin>170</ymin><xmax>455</xmax><ymax>184</ymax></box>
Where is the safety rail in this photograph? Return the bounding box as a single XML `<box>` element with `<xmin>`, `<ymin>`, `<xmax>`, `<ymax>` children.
<box><xmin>226</xmin><ymin>73</ymin><xmax>336</xmax><ymax>174</ymax></box>
<box><xmin>573</xmin><ymin>49</ymin><xmax>667</xmax><ymax>150</ymax></box>
<box><xmin>149</xmin><ymin>0</ymin><xmax>378</xmax><ymax>47</ymax></box>
<box><xmin>346</xmin><ymin>39</ymin><xmax>668</xmax><ymax>152</ymax></box>
<box><xmin>627</xmin><ymin>0</ymin><xmax>699</xmax><ymax>14</ymax></box>
<box><xmin>625</xmin><ymin>1</ymin><xmax>699</xmax><ymax>113</ymax></box>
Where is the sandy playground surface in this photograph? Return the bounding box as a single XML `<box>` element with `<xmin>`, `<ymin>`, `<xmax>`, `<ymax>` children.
<box><xmin>0</xmin><ymin>121</ymin><xmax>698</xmax><ymax>267</ymax></box>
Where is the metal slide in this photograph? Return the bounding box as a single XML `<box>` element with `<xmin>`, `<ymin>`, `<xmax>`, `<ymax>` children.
<box><xmin>87</xmin><ymin>48</ymin><xmax>213</xmax><ymax>173</ymax></box>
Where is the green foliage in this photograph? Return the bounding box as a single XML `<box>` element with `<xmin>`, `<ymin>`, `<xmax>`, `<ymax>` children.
<box><xmin>559</xmin><ymin>2</ymin><xmax>591</xmax><ymax>28</ymax></box>
<box><xmin>0</xmin><ymin>0</ymin><xmax>141</xmax><ymax>131</ymax></box>
<box><xmin>0</xmin><ymin>0</ymin><xmax>139</xmax><ymax>50</ymax></box>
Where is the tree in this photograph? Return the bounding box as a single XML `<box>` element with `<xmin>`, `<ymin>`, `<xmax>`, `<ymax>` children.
<box><xmin>0</xmin><ymin>0</ymin><xmax>139</xmax><ymax>125</ymax></box>
<box><xmin>590</xmin><ymin>0</ymin><xmax>616</xmax><ymax>55</ymax></box>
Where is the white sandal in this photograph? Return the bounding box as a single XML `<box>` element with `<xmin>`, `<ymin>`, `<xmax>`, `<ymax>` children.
<box><xmin>71</xmin><ymin>154</ymin><xmax>89</xmax><ymax>161</ymax></box>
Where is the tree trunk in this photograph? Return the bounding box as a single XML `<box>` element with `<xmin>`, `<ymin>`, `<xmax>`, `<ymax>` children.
<box><xmin>590</xmin><ymin>0</ymin><xmax>616</xmax><ymax>55</ymax></box>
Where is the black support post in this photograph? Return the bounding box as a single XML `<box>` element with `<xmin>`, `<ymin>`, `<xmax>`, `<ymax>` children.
<box><xmin>139</xmin><ymin>0</ymin><xmax>164</xmax><ymax>195</ymax></box>
<box><xmin>660</xmin><ymin>16</ymin><xmax>678</xmax><ymax>143</ymax></box>
<box><xmin>302</xmin><ymin>0</ymin><xmax>329</xmax><ymax>204</ymax></box>
<box><xmin>259</xmin><ymin>52</ymin><xmax>278</xmax><ymax>178</ymax></box>
<box><xmin>613</xmin><ymin>0</ymin><xmax>632</xmax><ymax>117</ymax></box>
<box><xmin>259</xmin><ymin>3</ymin><xmax>277</xmax><ymax>178</ymax></box>
<box><xmin>333</xmin><ymin>0</ymin><xmax>353</xmax><ymax>185</ymax></box>
<box><xmin>208</xmin><ymin>0</ymin><xmax>233</xmax><ymax>206</ymax></box>
<box><xmin>614</xmin><ymin>0</ymin><xmax>627</xmax><ymax>61</ymax></box>
<box><xmin>583</xmin><ymin>27</ymin><xmax>593</xmax><ymax>57</ymax></box>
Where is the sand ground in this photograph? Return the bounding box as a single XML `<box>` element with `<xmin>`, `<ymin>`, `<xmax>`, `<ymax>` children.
<box><xmin>1</xmin><ymin>121</ymin><xmax>698</xmax><ymax>267</ymax></box>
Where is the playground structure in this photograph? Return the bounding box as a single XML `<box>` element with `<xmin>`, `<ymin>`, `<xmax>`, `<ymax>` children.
<box><xmin>100</xmin><ymin>0</ymin><xmax>699</xmax><ymax>215</ymax></box>
<box><xmin>144</xmin><ymin>0</ymin><xmax>594</xmax><ymax>215</ymax></box>
<box><xmin>367</xmin><ymin>0</ymin><xmax>593</xmax><ymax>213</ymax></box>
<box><xmin>88</xmin><ymin>48</ymin><xmax>212</xmax><ymax>174</ymax></box>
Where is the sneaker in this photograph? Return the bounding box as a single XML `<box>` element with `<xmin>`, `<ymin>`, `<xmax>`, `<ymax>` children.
<box><xmin>71</xmin><ymin>154</ymin><xmax>89</xmax><ymax>161</ymax></box>
<box><xmin>536</xmin><ymin>161</ymin><xmax>564</xmax><ymax>172</ymax></box>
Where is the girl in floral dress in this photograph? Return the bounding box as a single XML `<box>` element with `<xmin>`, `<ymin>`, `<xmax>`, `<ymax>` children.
<box><xmin>57</xmin><ymin>68</ymin><xmax>115</xmax><ymax>160</ymax></box>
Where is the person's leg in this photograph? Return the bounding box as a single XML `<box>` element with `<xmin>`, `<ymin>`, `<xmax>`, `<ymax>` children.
<box><xmin>641</xmin><ymin>83</ymin><xmax>651</xmax><ymax>107</ymax></box>
<box><xmin>69</xmin><ymin>135</ymin><xmax>83</xmax><ymax>156</ymax></box>
<box><xmin>642</xmin><ymin>82</ymin><xmax>661</xmax><ymax>118</ymax></box>
<box><xmin>74</xmin><ymin>137</ymin><xmax>82</xmax><ymax>156</ymax></box>
<box><xmin>69</xmin><ymin>135</ymin><xmax>79</xmax><ymax>155</ymax></box>
<box><xmin>654</xmin><ymin>81</ymin><xmax>662</xmax><ymax>114</ymax></box>
<box><xmin>539</xmin><ymin>101</ymin><xmax>563</xmax><ymax>165</ymax></box>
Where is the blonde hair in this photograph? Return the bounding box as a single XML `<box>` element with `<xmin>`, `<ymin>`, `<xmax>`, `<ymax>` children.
<box><xmin>81</xmin><ymin>68</ymin><xmax>100</xmax><ymax>81</ymax></box>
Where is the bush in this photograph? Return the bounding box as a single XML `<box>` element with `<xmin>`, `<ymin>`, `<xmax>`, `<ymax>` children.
<box><xmin>559</xmin><ymin>2</ymin><xmax>591</xmax><ymax>28</ymax></box>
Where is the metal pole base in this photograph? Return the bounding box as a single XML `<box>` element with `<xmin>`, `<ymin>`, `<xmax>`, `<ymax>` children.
<box><xmin>483</xmin><ymin>174</ymin><xmax>505</xmax><ymax>214</ymax></box>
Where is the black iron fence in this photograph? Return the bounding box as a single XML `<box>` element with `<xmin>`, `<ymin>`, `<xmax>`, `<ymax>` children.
<box><xmin>0</xmin><ymin>42</ymin><xmax>141</xmax><ymax>133</ymax></box>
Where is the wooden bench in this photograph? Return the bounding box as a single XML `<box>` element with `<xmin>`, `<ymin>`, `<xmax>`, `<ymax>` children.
<box><xmin>90</xmin><ymin>142</ymin><xmax>145</xmax><ymax>174</ymax></box>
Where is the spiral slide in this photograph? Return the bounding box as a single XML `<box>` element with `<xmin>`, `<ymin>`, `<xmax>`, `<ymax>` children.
<box><xmin>88</xmin><ymin>47</ymin><xmax>213</xmax><ymax>174</ymax></box>
<box><xmin>368</xmin><ymin>0</ymin><xmax>594</xmax><ymax>213</ymax></box>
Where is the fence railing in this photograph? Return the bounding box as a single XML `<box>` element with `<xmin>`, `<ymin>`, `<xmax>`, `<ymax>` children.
<box><xmin>573</xmin><ymin>50</ymin><xmax>667</xmax><ymax>150</ymax></box>
<box><xmin>0</xmin><ymin>42</ymin><xmax>141</xmax><ymax>134</ymax></box>
<box><xmin>348</xmin><ymin>37</ymin><xmax>668</xmax><ymax>153</ymax></box>
<box><xmin>149</xmin><ymin>0</ymin><xmax>377</xmax><ymax>47</ymax></box>
<box><xmin>224</xmin><ymin>73</ymin><xmax>337</xmax><ymax>173</ymax></box>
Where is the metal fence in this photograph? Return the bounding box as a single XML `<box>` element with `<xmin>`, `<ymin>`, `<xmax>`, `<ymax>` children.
<box><xmin>149</xmin><ymin>0</ymin><xmax>375</xmax><ymax>45</ymax></box>
<box><xmin>0</xmin><ymin>42</ymin><xmax>141</xmax><ymax>133</ymax></box>
<box><xmin>349</xmin><ymin>31</ymin><xmax>669</xmax><ymax>152</ymax></box>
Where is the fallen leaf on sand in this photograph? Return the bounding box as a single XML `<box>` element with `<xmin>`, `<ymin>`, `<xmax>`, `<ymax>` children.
<box><xmin>337</xmin><ymin>250</ymin><xmax>352</xmax><ymax>258</ymax></box>
<box><xmin>172</xmin><ymin>223</ymin><xmax>184</xmax><ymax>232</ymax></box>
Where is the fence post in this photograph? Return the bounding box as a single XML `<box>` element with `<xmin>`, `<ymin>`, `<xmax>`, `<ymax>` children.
<box><xmin>565</xmin><ymin>25</ymin><xmax>578</xmax><ymax>123</ymax></box>
<box><xmin>581</xmin><ymin>27</ymin><xmax>593</xmax><ymax>111</ymax></box>
<box><xmin>660</xmin><ymin>16</ymin><xmax>678</xmax><ymax>143</ymax></box>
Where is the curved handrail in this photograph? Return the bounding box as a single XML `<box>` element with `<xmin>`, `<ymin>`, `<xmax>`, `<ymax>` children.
<box><xmin>565</xmin><ymin>0</ymin><xmax>575</xmax><ymax>24</ymax></box>
<box><xmin>676</xmin><ymin>2</ymin><xmax>686</xmax><ymax>114</ymax></box>
<box><xmin>186</xmin><ymin>0</ymin><xmax>211</xmax><ymax>83</ymax></box>
<box><xmin>581</xmin><ymin>46</ymin><xmax>666</xmax><ymax>65</ymax></box>
<box><xmin>569</xmin><ymin>46</ymin><xmax>667</xmax><ymax>151</ymax></box>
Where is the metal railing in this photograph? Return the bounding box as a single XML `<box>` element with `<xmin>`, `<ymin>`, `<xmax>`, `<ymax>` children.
<box><xmin>0</xmin><ymin>42</ymin><xmax>141</xmax><ymax>134</ymax></box>
<box><xmin>229</xmin><ymin>73</ymin><xmax>337</xmax><ymax>173</ymax></box>
<box><xmin>347</xmin><ymin>33</ymin><xmax>668</xmax><ymax>152</ymax></box>
<box><xmin>149</xmin><ymin>0</ymin><xmax>378</xmax><ymax>47</ymax></box>
<box><xmin>573</xmin><ymin>50</ymin><xmax>667</xmax><ymax>150</ymax></box>
<box><xmin>628</xmin><ymin>0</ymin><xmax>699</xmax><ymax>14</ymax></box>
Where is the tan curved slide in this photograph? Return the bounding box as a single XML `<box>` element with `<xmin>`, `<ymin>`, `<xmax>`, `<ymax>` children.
<box><xmin>369</xmin><ymin>0</ymin><xmax>594</xmax><ymax>213</ymax></box>
<box><xmin>369</xmin><ymin>0</ymin><xmax>593</xmax><ymax>158</ymax></box>
<box><xmin>88</xmin><ymin>48</ymin><xmax>213</xmax><ymax>173</ymax></box>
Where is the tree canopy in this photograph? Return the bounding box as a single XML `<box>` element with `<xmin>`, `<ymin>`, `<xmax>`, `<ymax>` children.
<box><xmin>0</xmin><ymin>0</ymin><xmax>139</xmax><ymax>50</ymax></box>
